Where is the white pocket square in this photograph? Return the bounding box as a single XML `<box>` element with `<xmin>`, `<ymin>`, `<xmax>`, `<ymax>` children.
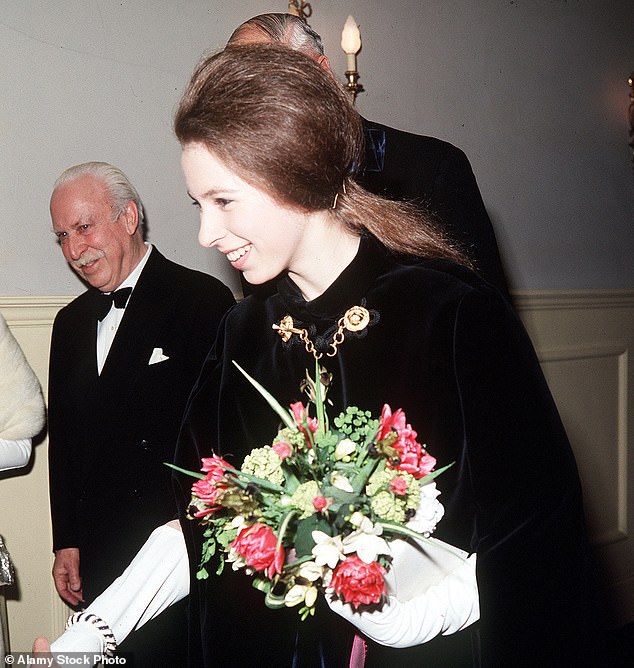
<box><xmin>149</xmin><ymin>347</ymin><xmax>169</xmax><ymax>365</ymax></box>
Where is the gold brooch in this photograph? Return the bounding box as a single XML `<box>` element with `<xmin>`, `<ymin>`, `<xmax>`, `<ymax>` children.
<box><xmin>273</xmin><ymin>306</ymin><xmax>371</xmax><ymax>360</ymax></box>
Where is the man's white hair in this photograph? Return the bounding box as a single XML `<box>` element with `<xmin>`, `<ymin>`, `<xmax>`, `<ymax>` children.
<box><xmin>53</xmin><ymin>161</ymin><xmax>145</xmax><ymax>225</ymax></box>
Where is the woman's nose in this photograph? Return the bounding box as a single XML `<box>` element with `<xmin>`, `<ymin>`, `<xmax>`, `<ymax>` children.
<box><xmin>198</xmin><ymin>212</ymin><xmax>225</xmax><ymax>248</ymax></box>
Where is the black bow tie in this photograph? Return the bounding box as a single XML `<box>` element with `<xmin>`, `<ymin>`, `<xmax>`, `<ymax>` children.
<box><xmin>96</xmin><ymin>287</ymin><xmax>133</xmax><ymax>322</ymax></box>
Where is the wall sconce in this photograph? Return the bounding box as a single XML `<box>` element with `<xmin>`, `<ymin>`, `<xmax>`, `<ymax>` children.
<box><xmin>288</xmin><ymin>1</ymin><xmax>312</xmax><ymax>22</ymax></box>
<box><xmin>627</xmin><ymin>72</ymin><xmax>634</xmax><ymax>175</ymax></box>
<box><xmin>341</xmin><ymin>15</ymin><xmax>364</xmax><ymax>101</ymax></box>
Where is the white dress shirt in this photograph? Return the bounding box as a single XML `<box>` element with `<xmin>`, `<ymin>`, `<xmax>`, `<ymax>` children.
<box><xmin>96</xmin><ymin>244</ymin><xmax>152</xmax><ymax>374</ymax></box>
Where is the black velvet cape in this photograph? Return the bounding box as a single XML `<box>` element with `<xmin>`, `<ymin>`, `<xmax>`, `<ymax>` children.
<box><xmin>173</xmin><ymin>235</ymin><xmax>595</xmax><ymax>667</ymax></box>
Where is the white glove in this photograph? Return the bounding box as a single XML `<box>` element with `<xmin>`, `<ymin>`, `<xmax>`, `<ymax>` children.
<box><xmin>50</xmin><ymin>523</ymin><xmax>189</xmax><ymax>661</ymax></box>
<box><xmin>0</xmin><ymin>437</ymin><xmax>32</xmax><ymax>471</ymax></box>
<box><xmin>326</xmin><ymin>483</ymin><xmax>479</xmax><ymax>648</ymax></box>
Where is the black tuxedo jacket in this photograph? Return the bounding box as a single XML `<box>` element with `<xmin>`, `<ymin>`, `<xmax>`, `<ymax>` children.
<box><xmin>48</xmin><ymin>247</ymin><xmax>235</xmax><ymax>597</ymax></box>
<box><xmin>359</xmin><ymin>118</ymin><xmax>509</xmax><ymax>296</ymax></box>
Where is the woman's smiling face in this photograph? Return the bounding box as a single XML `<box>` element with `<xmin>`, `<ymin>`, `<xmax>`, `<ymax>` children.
<box><xmin>181</xmin><ymin>142</ymin><xmax>309</xmax><ymax>286</ymax></box>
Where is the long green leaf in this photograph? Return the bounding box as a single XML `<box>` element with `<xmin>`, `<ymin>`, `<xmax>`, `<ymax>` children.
<box><xmin>276</xmin><ymin>509</ymin><xmax>298</xmax><ymax>555</ymax></box>
<box><xmin>233</xmin><ymin>360</ymin><xmax>296</xmax><ymax>431</ymax></box>
<box><xmin>420</xmin><ymin>462</ymin><xmax>455</xmax><ymax>486</ymax></box>
<box><xmin>222</xmin><ymin>464</ymin><xmax>286</xmax><ymax>493</ymax></box>
<box><xmin>313</xmin><ymin>360</ymin><xmax>325</xmax><ymax>436</ymax></box>
<box><xmin>378</xmin><ymin>522</ymin><xmax>466</xmax><ymax>563</ymax></box>
<box><xmin>164</xmin><ymin>462</ymin><xmax>206</xmax><ymax>480</ymax></box>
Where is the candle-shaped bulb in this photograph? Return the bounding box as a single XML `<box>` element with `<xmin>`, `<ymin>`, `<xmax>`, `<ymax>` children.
<box><xmin>341</xmin><ymin>15</ymin><xmax>361</xmax><ymax>71</ymax></box>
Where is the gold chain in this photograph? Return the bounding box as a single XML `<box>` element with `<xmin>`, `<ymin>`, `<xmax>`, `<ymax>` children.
<box><xmin>272</xmin><ymin>306</ymin><xmax>370</xmax><ymax>360</ymax></box>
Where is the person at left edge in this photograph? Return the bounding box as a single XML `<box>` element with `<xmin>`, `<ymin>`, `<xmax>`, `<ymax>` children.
<box><xmin>1</xmin><ymin>311</ymin><xmax>46</xmax><ymax>663</ymax></box>
<box><xmin>46</xmin><ymin>162</ymin><xmax>235</xmax><ymax>667</ymax></box>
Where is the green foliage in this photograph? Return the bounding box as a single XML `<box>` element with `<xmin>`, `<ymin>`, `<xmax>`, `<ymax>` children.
<box><xmin>333</xmin><ymin>407</ymin><xmax>378</xmax><ymax>444</ymax></box>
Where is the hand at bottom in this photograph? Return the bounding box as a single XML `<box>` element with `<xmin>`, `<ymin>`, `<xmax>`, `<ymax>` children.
<box><xmin>33</xmin><ymin>637</ymin><xmax>59</xmax><ymax>667</ymax></box>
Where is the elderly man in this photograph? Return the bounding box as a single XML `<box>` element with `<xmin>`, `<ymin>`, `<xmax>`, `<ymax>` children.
<box><xmin>228</xmin><ymin>13</ymin><xmax>510</xmax><ymax>298</ymax></box>
<box><xmin>47</xmin><ymin>162</ymin><xmax>234</xmax><ymax>666</ymax></box>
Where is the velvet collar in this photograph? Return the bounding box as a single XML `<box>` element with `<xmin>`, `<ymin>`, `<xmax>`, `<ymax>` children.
<box><xmin>276</xmin><ymin>234</ymin><xmax>391</xmax><ymax>322</ymax></box>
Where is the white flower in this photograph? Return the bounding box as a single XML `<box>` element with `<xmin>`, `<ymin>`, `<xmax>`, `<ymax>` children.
<box><xmin>349</xmin><ymin>511</ymin><xmax>382</xmax><ymax>533</ymax></box>
<box><xmin>343</xmin><ymin>530</ymin><xmax>391</xmax><ymax>563</ymax></box>
<box><xmin>298</xmin><ymin>561</ymin><xmax>324</xmax><ymax>582</ymax></box>
<box><xmin>311</xmin><ymin>531</ymin><xmax>344</xmax><ymax>568</ymax></box>
<box><xmin>331</xmin><ymin>472</ymin><xmax>354</xmax><ymax>493</ymax></box>
<box><xmin>334</xmin><ymin>438</ymin><xmax>356</xmax><ymax>461</ymax></box>
<box><xmin>285</xmin><ymin>583</ymin><xmax>314</xmax><ymax>607</ymax></box>
<box><xmin>226</xmin><ymin>548</ymin><xmax>246</xmax><ymax>571</ymax></box>
<box><xmin>343</xmin><ymin>514</ymin><xmax>390</xmax><ymax>563</ymax></box>
<box><xmin>406</xmin><ymin>481</ymin><xmax>445</xmax><ymax>535</ymax></box>
<box><xmin>305</xmin><ymin>585</ymin><xmax>318</xmax><ymax>608</ymax></box>
<box><xmin>284</xmin><ymin>584</ymin><xmax>306</xmax><ymax>607</ymax></box>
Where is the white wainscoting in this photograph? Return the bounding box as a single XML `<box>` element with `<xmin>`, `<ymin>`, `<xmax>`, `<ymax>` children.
<box><xmin>514</xmin><ymin>289</ymin><xmax>634</xmax><ymax>627</ymax></box>
<box><xmin>0</xmin><ymin>297</ymin><xmax>72</xmax><ymax>652</ymax></box>
<box><xmin>1</xmin><ymin>289</ymin><xmax>633</xmax><ymax>650</ymax></box>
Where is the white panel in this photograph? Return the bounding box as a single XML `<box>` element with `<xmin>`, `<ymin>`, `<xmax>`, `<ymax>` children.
<box><xmin>539</xmin><ymin>347</ymin><xmax>627</xmax><ymax>545</ymax></box>
<box><xmin>517</xmin><ymin>290</ymin><xmax>634</xmax><ymax>626</ymax></box>
<box><xmin>0</xmin><ymin>299</ymin><xmax>71</xmax><ymax>651</ymax></box>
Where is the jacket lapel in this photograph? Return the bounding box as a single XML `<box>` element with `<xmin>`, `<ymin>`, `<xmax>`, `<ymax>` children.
<box><xmin>77</xmin><ymin>291</ymin><xmax>100</xmax><ymax>380</ymax></box>
<box><xmin>98</xmin><ymin>249</ymin><xmax>173</xmax><ymax>392</ymax></box>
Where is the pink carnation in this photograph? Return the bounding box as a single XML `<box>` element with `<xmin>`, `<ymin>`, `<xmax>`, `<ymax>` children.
<box><xmin>191</xmin><ymin>476</ymin><xmax>225</xmax><ymax>517</ymax></box>
<box><xmin>272</xmin><ymin>441</ymin><xmax>293</xmax><ymax>460</ymax></box>
<box><xmin>377</xmin><ymin>404</ymin><xmax>436</xmax><ymax>480</ymax></box>
<box><xmin>388</xmin><ymin>476</ymin><xmax>408</xmax><ymax>496</ymax></box>
<box><xmin>290</xmin><ymin>402</ymin><xmax>319</xmax><ymax>434</ymax></box>
<box><xmin>313</xmin><ymin>495</ymin><xmax>331</xmax><ymax>512</ymax></box>
<box><xmin>331</xmin><ymin>555</ymin><xmax>386</xmax><ymax>609</ymax></box>
<box><xmin>200</xmin><ymin>454</ymin><xmax>232</xmax><ymax>481</ymax></box>
<box><xmin>230</xmin><ymin>523</ymin><xmax>285</xmax><ymax>579</ymax></box>
<box><xmin>417</xmin><ymin>451</ymin><xmax>437</xmax><ymax>477</ymax></box>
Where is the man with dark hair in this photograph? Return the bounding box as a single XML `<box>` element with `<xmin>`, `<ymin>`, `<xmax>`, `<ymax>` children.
<box><xmin>47</xmin><ymin>162</ymin><xmax>234</xmax><ymax>666</ymax></box>
<box><xmin>228</xmin><ymin>13</ymin><xmax>510</xmax><ymax>298</ymax></box>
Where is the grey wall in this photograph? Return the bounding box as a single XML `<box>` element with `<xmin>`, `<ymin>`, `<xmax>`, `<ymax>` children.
<box><xmin>1</xmin><ymin>0</ymin><xmax>633</xmax><ymax>296</ymax></box>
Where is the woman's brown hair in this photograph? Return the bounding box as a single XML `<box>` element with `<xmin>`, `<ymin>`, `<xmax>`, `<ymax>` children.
<box><xmin>175</xmin><ymin>44</ymin><xmax>467</xmax><ymax>265</ymax></box>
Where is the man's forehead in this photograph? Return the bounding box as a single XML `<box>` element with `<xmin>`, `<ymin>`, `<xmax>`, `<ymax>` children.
<box><xmin>52</xmin><ymin>176</ymin><xmax>110</xmax><ymax>211</ymax></box>
<box><xmin>51</xmin><ymin>177</ymin><xmax>113</xmax><ymax>226</ymax></box>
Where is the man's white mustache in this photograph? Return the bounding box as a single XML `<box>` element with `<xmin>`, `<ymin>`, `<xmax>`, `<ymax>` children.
<box><xmin>71</xmin><ymin>251</ymin><xmax>105</xmax><ymax>269</ymax></box>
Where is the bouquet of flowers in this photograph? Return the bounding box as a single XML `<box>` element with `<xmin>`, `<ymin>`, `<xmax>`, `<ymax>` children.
<box><xmin>170</xmin><ymin>361</ymin><xmax>451</xmax><ymax>620</ymax></box>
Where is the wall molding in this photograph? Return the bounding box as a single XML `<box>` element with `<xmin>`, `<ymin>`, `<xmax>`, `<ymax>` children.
<box><xmin>0</xmin><ymin>296</ymin><xmax>73</xmax><ymax>325</ymax></box>
<box><xmin>3</xmin><ymin>288</ymin><xmax>634</xmax><ymax>313</ymax></box>
<box><xmin>512</xmin><ymin>288</ymin><xmax>634</xmax><ymax>311</ymax></box>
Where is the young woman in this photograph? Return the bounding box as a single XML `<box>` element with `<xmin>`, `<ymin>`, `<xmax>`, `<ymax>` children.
<box><xmin>170</xmin><ymin>45</ymin><xmax>595</xmax><ymax>667</ymax></box>
<box><xmin>43</xmin><ymin>44</ymin><xmax>596</xmax><ymax>667</ymax></box>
